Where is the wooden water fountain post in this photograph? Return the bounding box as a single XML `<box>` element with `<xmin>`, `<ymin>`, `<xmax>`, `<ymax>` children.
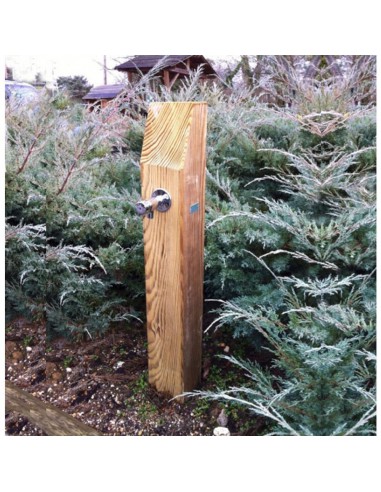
<box><xmin>136</xmin><ymin>102</ymin><xmax>207</xmax><ymax>398</ymax></box>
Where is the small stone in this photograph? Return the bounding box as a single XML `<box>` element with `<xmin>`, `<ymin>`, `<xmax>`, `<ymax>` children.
<box><xmin>223</xmin><ymin>345</ymin><xmax>230</xmax><ymax>353</ymax></box>
<box><xmin>217</xmin><ymin>408</ymin><xmax>228</xmax><ymax>427</ymax></box>
<box><xmin>52</xmin><ymin>371</ymin><xmax>63</xmax><ymax>382</ymax></box>
<box><xmin>66</xmin><ymin>367</ymin><xmax>72</xmax><ymax>373</ymax></box>
<box><xmin>47</xmin><ymin>387</ymin><xmax>53</xmax><ymax>393</ymax></box>
<box><xmin>213</xmin><ymin>427</ymin><xmax>230</xmax><ymax>436</ymax></box>
<box><xmin>5</xmin><ymin>341</ymin><xmax>17</xmax><ymax>357</ymax></box>
<box><xmin>12</xmin><ymin>351</ymin><xmax>23</xmax><ymax>362</ymax></box>
<box><xmin>26</xmin><ymin>346</ymin><xmax>32</xmax><ymax>352</ymax></box>
<box><xmin>114</xmin><ymin>361</ymin><xmax>124</xmax><ymax>370</ymax></box>
<box><xmin>46</xmin><ymin>362</ymin><xmax>59</xmax><ymax>378</ymax></box>
<box><xmin>7</xmin><ymin>366</ymin><xmax>13</xmax><ymax>372</ymax></box>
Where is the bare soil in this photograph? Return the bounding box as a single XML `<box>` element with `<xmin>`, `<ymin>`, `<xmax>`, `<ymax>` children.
<box><xmin>5</xmin><ymin>317</ymin><xmax>268</xmax><ymax>436</ymax></box>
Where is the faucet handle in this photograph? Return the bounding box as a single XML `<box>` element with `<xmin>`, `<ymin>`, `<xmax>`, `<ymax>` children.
<box><xmin>135</xmin><ymin>189</ymin><xmax>171</xmax><ymax>219</ymax></box>
<box><xmin>135</xmin><ymin>199</ymin><xmax>154</xmax><ymax>217</ymax></box>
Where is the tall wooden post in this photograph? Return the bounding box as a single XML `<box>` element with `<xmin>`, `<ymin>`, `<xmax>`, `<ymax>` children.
<box><xmin>138</xmin><ymin>102</ymin><xmax>207</xmax><ymax>397</ymax></box>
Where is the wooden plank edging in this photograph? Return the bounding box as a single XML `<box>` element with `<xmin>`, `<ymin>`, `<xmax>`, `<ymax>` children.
<box><xmin>5</xmin><ymin>380</ymin><xmax>102</xmax><ymax>436</ymax></box>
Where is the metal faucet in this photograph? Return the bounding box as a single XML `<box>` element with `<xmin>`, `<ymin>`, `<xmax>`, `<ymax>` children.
<box><xmin>135</xmin><ymin>188</ymin><xmax>172</xmax><ymax>219</ymax></box>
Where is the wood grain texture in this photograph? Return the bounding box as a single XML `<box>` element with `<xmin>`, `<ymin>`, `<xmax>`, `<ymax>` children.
<box><xmin>141</xmin><ymin>102</ymin><xmax>207</xmax><ymax>397</ymax></box>
<box><xmin>5</xmin><ymin>381</ymin><xmax>101</xmax><ymax>436</ymax></box>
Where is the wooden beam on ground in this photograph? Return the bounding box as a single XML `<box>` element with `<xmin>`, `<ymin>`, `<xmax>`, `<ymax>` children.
<box><xmin>5</xmin><ymin>380</ymin><xmax>101</xmax><ymax>436</ymax></box>
<box><xmin>139</xmin><ymin>102</ymin><xmax>207</xmax><ymax>398</ymax></box>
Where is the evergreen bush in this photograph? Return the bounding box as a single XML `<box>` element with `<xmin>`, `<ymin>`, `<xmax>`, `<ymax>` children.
<box><xmin>5</xmin><ymin>91</ymin><xmax>146</xmax><ymax>338</ymax></box>
<box><xmin>188</xmin><ymin>56</ymin><xmax>376</xmax><ymax>435</ymax></box>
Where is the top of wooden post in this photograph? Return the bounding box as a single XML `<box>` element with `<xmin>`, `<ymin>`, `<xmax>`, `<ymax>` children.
<box><xmin>140</xmin><ymin>102</ymin><xmax>207</xmax><ymax>171</ymax></box>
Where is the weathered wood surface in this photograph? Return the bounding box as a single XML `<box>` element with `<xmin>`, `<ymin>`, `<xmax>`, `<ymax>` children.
<box><xmin>140</xmin><ymin>102</ymin><xmax>207</xmax><ymax>397</ymax></box>
<box><xmin>5</xmin><ymin>381</ymin><xmax>101</xmax><ymax>436</ymax></box>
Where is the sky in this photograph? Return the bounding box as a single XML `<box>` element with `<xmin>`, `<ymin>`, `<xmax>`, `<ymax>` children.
<box><xmin>5</xmin><ymin>55</ymin><xmax>130</xmax><ymax>86</ymax></box>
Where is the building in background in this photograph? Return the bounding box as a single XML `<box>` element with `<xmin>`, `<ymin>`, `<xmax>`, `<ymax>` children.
<box><xmin>114</xmin><ymin>55</ymin><xmax>217</xmax><ymax>89</ymax></box>
<box><xmin>82</xmin><ymin>84</ymin><xmax>126</xmax><ymax>108</ymax></box>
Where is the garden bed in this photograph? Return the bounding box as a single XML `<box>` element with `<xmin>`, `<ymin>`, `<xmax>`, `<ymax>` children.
<box><xmin>5</xmin><ymin>316</ymin><xmax>267</xmax><ymax>436</ymax></box>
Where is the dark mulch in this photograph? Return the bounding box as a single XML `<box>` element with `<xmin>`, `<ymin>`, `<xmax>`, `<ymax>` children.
<box><xmin>5</xmin><ymin>316</ymin><xmax>268</xmax><ymax>436</ymax></box>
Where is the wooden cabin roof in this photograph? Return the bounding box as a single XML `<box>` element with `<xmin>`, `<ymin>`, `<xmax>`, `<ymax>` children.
<box><xmin>114</xmin><ymin>55</ymin><xmax>217</xmax><ymax>76</ymax></box>
<box><xmin>82</xmin><ymin>84</ymin><xmax>125</xmax><ymax>100</ymax></box>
